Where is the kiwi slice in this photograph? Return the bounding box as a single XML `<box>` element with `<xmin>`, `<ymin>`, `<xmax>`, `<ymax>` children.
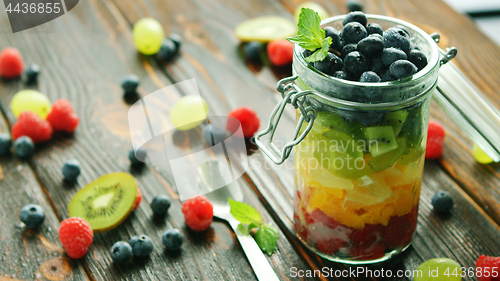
<box><xmin>364</xmin><ymin>126</ymin><xmax>398</xmax><ymax>157</ymax></box>
<box><xmin>68</xmin><ymin>172</ymin><xmax>137</xmax><ymax>232</ymax></box>
<box><xmin>368</xmin><ymin>137</ymin><xmax>407</xmax><ymax>171</ymax></box>
<box><xmin>313</xmin><ymin>130</ymin><xmax>372</xmax><ymax>180</ymax></box>
<box><xmin>235</xmin><ymin>16</ymin><xmax>297</xmax><ymax>42</ymax></box>
<box><xmin>315</xmin><ymin>111</ymin><xmax>365</xmax><ymax>141</ymax></box>
<box><xmin>381</xmin><ymin>110</ymin><xmax>409</xmax><ymax>137</ymax></box>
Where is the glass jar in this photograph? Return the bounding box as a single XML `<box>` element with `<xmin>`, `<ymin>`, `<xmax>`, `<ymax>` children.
<box><xmin>256</xmin><ymin>14</ymin><xmax>458</xmax><ymax>264</ymax></box>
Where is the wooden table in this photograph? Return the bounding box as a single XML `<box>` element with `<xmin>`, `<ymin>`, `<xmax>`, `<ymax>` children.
<box><xmin>1</xmin><ymin>0</ymin><xmax>500</xmax><ymax>280</ymax></box>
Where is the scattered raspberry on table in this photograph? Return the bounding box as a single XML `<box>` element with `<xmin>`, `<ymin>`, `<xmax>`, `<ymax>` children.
<box><xmin>0</xmin><ymin>47</ymin><xmax>24</xmax><ymax>78</ymax></box>
<box><xmin>182</xmin><ymin>196</ymin><xmax>214</xmax><ymax>231</ymax></box>
<box><xmin>227</xmin><ymin>107</ymin><xmax>260</xmax><ymax>138</ymax></box>
<box><xmin>59</xmin><ymin>217</ymin><xmax>93</xmax><ymax>259</ymax></box>
<box><xmin>267</xmin><ymin>39</ymin><xmax>294</xmax><ymax>66</ymax></box>
<box><xmin>476</xmin><ymin>255</ymin><xmax>500</xmax><ymax>281</ymax></box>
<box><xmin>46</xmin><ymin>99</ymin><xmax>80</xmax><ymax>133</ymax></box>
<box><xmin>425</xmin><ymin>120</ymin><xmax>445</xmax><ymax>159</ymax></box>
<box><xmin>133</xmin><ymin>188</ymin><xmax>142</xmax><ymax>211</ymax></box>
<box><xmin>12</xmin><ymin>111</ymin><xmax>53</xmax><ymax>143</ymax></box>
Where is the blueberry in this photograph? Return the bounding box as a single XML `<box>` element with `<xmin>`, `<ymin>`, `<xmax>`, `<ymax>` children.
<box><xmin>341</xmin><ymin>22</ymin><xmax>367</xmax><ymax>44</ymax></box>
<box><xmin>366</xmin><ymin>23</ymin><xmax>384</xmax><ymax>36</ymax></box>
<box><xmin>25</xmin><ymin>64</ymin><xmax>40</xmax><ymax>84</ymax></box>
<box><xmin>340</xmin><ymin>43</ymin><xmax>357</xmax><ymax>60</ymax></box>
<box><xmin>150</xmin><ymin>195</ymin><xmax>171</xmax><ymax>216</ymax></box>
<box><xmin>110</xmin><ymin>241</ymin><xmax>133</xmax><ymax>263</ymax></box>
<box><xmin>202</xmin><ymin>124</ymin><xmax>227</xmax><ymax>146</ymax></box>
<box><xmin>342</xmin><ymin>11</ymin><xmax>367</xmax><ymax>27</ymax></box>
<box><xmin>389</xmin><ymin>60</ymin><xmax>418</xmax><ymax>79</ymax></box>
<box><xmin>395</xmin><ymin>25</ymin><xmax>410</xmax><ymax>37</ymax></box>
<box><xmin>129</xmin><ymin>148</ymin><xmax>146</xmax><ymax>166</ymax></box>
<box><xmin>169</xmin><ymin>33</ymin><xmax>182</xmax><ymax>49</ymax></box>
<box><xmin>333</xmin><ymin>70</ymin><xmax>348</xmax><ymax>80</ymax></box>
<box><xmin>431</xmin><ymin>190</ymin><xmax>453</xmax><ymax>213</ymax></box>
<box><xmin>14</xmin><ymin>136</ymin><xmax>34</xmax><ymax>159</ymax></box>
<box><xmin>343</xmin><ymin>51</ymin><xmax>370</xmax><ymax>78</ymax></box>
<box><xmin>380</xmin><ymin>71</ymin><xmax>392</xmax><ymax>82</ymax></box>
<box><xmin>158</xmin><ymin>39</ymin><xmax>178</xmax><ymax>61</ymax></box>
<box><xmin>383</xmin><ymin>27</ymin><xmax>410</xmax><ymax>54</ymax></box>
<box><xmin>243</xmin><ymin>41</ymin><xmax>262</xmax><ymax>62</ymax></box>
<box><xmin>129</xmin><ymin>235</ymin><xmax>154</xmax><ymax>258</ymax></box>
<box><xmin>381</xmin><ymin>47</ymin><xmax>408</xmax><ymax>67</ymax></box>
<box><xmin>357</xmin><ymin>36</ymin><xmax>384</xmax><ymax>57</ymax></box>
<box><xmin>410</xmin><ymin>42</ymin><xmax>421</xmax><ymax>51</ymax></box>
<box><xmin>371</xmin><ymin>57</ymin><xmax>387</xmax><ymax>76</ymax></box>
<box><xmin>62</xmin><ymin>159</ymin><xmax>81</xmax><ymax>181</ymax></box>
<box><xmin>313</xmin><ymin>52</ymin><xmax>343</xmax><ymax>75</ymax></box>
<box><xmin>408</xmin><ymin>49</ymin><xmax>428</xmax><ymax>71</ymax></box>
<box><xmin>162</xmin><ymin>229</ymin><xmax>184</xmax><ymax>251</ymax></box>
<box><xmin>346</xmin><ymin>0</ymin><xmax>363</xmax><ymax>12</ymax></box>
<box><xmin>20</xmin><ymin>204</ymin><xmax>45</xmax><ymax>229</ymax></box>
<box><xmin>303</xmin><ymin>49</ymin><xmax>313</xmax><ymax>58</ymax></box>
<box><xmin>121</xmin><ymin>75</ymin><xmax>140</xmax><ymax>94</ymax></box>
<box><xmin>359</xmin><ymin>71</ymin><xmax>381</xmax><ymax>83</ymax></box>
<box><xmin>368</xmin><ymin>33</ymin><xmax>383</xmax><ymax>41</ymax></box>
<box><xmin>0</xmin><ymin>133</ymin><xmax>11</xmax><ymax>155</ymax></box>
<box><xmin>324</xmin><ymin>27</ymin><xmax>342</xmax><ymax>51</ymax></box>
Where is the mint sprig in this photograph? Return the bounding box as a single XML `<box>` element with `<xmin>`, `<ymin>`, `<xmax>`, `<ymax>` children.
<box><xmin>287</xmin><ymin>8</ymin><xmax>332</xmax><ymax>63</ymax></box>
<box><xmin>228</xmin><ymin>199</ymin><xmax>278</xmax><ymax>256</ymax></box>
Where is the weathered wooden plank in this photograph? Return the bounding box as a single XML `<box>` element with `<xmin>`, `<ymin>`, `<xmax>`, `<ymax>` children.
<box><xmin>0</xmin><ymin>0</ymin><xmax>315</xmax><ymax>280</ymax></box>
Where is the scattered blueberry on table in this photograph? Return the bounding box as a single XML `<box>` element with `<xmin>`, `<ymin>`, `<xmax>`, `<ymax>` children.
<box><xmin>0</xmin><ymin>133</ymin><xmax>11</xmax><ymax>155</ymax></box>
<box><xmin>20</xmin><ymin>204</ymin><xmax>45</xmax><ymax>229</ymax></box>
<box><xmin>150</xmin><ymin>195</ymin><xmax>171</xmax><ymax>216</ymax></box>
<box><xmin>129</xmin><ymin>235</ymin><xmax>154</xmax><ymax>258</ymax></box>
<box><xmin>431</xmin><ymin>190</ymin><xmax>454</xmax><ymax>213</ymax></box>
<box><xmin>24</xmin><ymin>63</ymin><xmax>40</xmax><ymax>84</ymax></box>
<box><xmin>14</xmin><ymin>136</ymin><xmax>34</xmax><ymax>158</ymax></box>
<box><xmin>110</xmin><ymin>241</ymin><xmax>133</xmax><ymax>263</ymax></box>
<box><xmin>162</xmin><ymin>229</ymin><xmax>184</xmax><ymax>251</ymax></box>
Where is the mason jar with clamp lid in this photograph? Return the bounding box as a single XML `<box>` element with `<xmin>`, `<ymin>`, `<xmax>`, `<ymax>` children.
<box><xmin>255</xmin><ymin>14</ymin><xmax>500</xmax><ymax>264</ymax></box>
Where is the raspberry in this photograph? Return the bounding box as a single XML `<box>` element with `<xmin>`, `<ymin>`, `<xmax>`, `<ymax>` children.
<box><xmin>425</xmin><ymin>120</ymin><xmax>445</xmax><ymax>159</ymax></box>
<box><xmin>306</xmin><ymin>208</ymin><xmax>340</xmax><ymax>229</ymax></box>
<box><xmin>0</xmin><ymin>47</ymin><xmax>24</xmax><ymax>78</ymax></box>
<box><xmin>382</xmin><ymin>206</ymin><xmax>418</xmax><ymax>248</ymax></box>
<box><xmin>46</xmin><ymin>99</ymin><xmax>80</xmax><ymax>133</ymax></box>
<box><xmin>350</xmin><ymin>223</ymin><xmax>383</xmax><ymax>245</ymax></box>
<box><xmin>315</xmin><ymin>238</ymin><xmax>345</xmax><ymax>255</ymax></box>
<box><xmin>267</xmin><ymin>39</ymin><xmax>293</xmax><ymax>66</ymax></box>
<box><xmin>59</xmin><ymin>217</ymin><xmax>93</xmax><ymax>259</ymax></box>
<box><xmin>182</xmin><ymin>196</ymin><xmax>213</xmax><ymax>231</ymax></box>
<box><xmin>132</xmin><ymin>188</ymin><xmax>142</xmax><ymax>210</ymax></box>
<box><xmin>227</xmin><ymin>107</ymin><xmax>260</xmax><ymax>138</ymax></box>
<box><xmin>12</xmin><ymin>111</ymin><xmax>52</xmax><ymax>143</ymax></box>
<box><xmin>476</xmin><ymin>255</ymin><xmax>500</xmax><ymax>281</ymax></box>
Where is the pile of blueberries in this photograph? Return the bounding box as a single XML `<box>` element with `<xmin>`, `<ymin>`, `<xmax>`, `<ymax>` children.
<box><xmin>307</xmin><ymin>11</ymin><xmax>428</xmax><ymax>82</ymax></box>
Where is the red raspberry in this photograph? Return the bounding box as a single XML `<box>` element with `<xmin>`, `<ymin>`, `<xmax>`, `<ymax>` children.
<box><xmin>12</xmin><ymin>111</ymin><xmax>52</xmax><ymax>143</ymax></box>
<box><xmin>316</xmin><ymin>238</ymin><xmax>345</xmax><ymax>255</ymax></box>
<box><xmin>182</xmin><ymin>196</ymin><xmax>213</xmax><ymax>231</ymax></box>
<box><xmin>382</xmin><ymin>206</ymin><xmax>418</xmax><ymax>248</ymax></box>
<box><xmin>293</xmin><ymin>213</ymin><xmax>308</xmax><ymax>240</ymax></box>
<box><xmin>59</xmin><ymin>217</ymin><xmax>93</xmax><ymax>259</ymax></box>
<box><xmin>132</xmin><ymin>188</ymin><xmax>142</xmax><ymax>210</ymax></box>
<box><xmin>350</xmin><ymin>223</ymin><xmax>384</xmax><ymax>245</ymax></box>
<box><xmin>426</xmin><ymin>120</ymin><xmax>445</xmax><ymax>159</ymax></box>
<box><xmin>46</xmin><ymin>99</ymin><xmax>80</xmax><ymax>133</ymax></box>
<box><xmin>227</xmin><ymin>107</ymin><xmax>260</xmax><ymax>138</ymax></box>
<box><xmin>476</xmin><ymin>255</ymin><xmax>500</xmax><ymax>281</ymax></box>
<box><xmin>267</xmin><ymin>40</ymin><xmax>293</xmax><ymax>66</ymax></box>
<box><xmin>306</xmin><ymin>208</ymin><xmax>340</xmax><ymax>229</ymax></box>
<box><xmin>0</xmin><ymin>47</ymin><xmax>24</xmax><ymax>78</ymax></box>
<box><xmin>350</xmin><ymin>242</ymin><xmax>386</xmax><ymax>260</ymax></box>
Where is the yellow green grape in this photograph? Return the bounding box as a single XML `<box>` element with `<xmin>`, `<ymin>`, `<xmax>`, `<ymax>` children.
<box><xmin>294</xmin><ymin>2</ymin><xmax>329</xmax><ymax>21</ymax></box>
<box><xmin>132</xmin><ymin>18</ymin><xmax>164</xmax><ymax>55</ymax></box>
<box><xmin>170</xmin><ymin>96</ymin><xmax>208</xmax><ymax>131</ymax></box>
<box><xmin>415</xmin><ymin>258</ymin><xmax>462</xmax><ymax>281</ymax></box>
<box><xmin>472</xmin><ymin>143</ymin><xmax>493</xmax><ymax>164</ymax></box>
<box><xmin>10</xmin><ymin>90</ymin><xmax>51</xmax><ymax>119</ymax></box>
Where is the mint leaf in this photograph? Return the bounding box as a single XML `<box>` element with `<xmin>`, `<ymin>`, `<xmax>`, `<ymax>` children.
<box><xmin>228</xmin><ymin>198</ymin><xmax>263</xmax><ymax>225</ymax></box>
<box><xmin>255</xmin><ymin>224</ymin><xmax>278</xmax><ymax>255</ymax></box>
<box><xmin>286</xmin><ymin>8</ymin><xmax>331</xmax><ymax>62</ymax></box>
<box><xmin>248</xmin><ymin>221</ymin><xmax>262</xmax><ymax>232</ymax></box>
<box><xmin>237</xmin><ymin>223</ymin><xmax>249</xmax><ymax>235</ymax></box>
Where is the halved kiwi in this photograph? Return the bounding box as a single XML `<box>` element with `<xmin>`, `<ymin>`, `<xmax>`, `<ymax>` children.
<box><xmin>68</xmin><ymin>172</ymin><xmax>137</xmax><ymax>232</ymax></box>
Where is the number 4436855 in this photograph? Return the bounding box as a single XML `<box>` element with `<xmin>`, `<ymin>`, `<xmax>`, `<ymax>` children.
<box><xmin>6</xmin><ymin>3</ymin><xmax>61</xmax><ymax>14</ymax></box>
<box><xmin>444</xmin><ymin>267</ymin><xmax>499</xmax><ymax>278</ymax></box>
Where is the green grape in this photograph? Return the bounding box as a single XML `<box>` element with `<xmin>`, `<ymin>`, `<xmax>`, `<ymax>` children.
<box><xmin>414</xmin><ymin>258</ymin><xmax>462</xmax><ymax>281</ymax></box>
<box><xmin>10</xmin><ymin>90</ymin><xmax>51</xmax><ymax>119</ymax></box>
<box><xmin>170</xmin><ymin>96</ymin><xmax>208</xmax><ymax>131</ymax></box>
<box><xmin>294</xmin><ymin>2</ymin><xmax>329</xmax><ymax>21</ymax></box>
<box><xmin>472</xmin><ymin>143</ymin><xmax>494</xmax><ymax>164</ymax></box>
<box><xmin>132</xmin><ymin>18</ymin><xmax>165</xmax><ymax>55</ymax></box>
